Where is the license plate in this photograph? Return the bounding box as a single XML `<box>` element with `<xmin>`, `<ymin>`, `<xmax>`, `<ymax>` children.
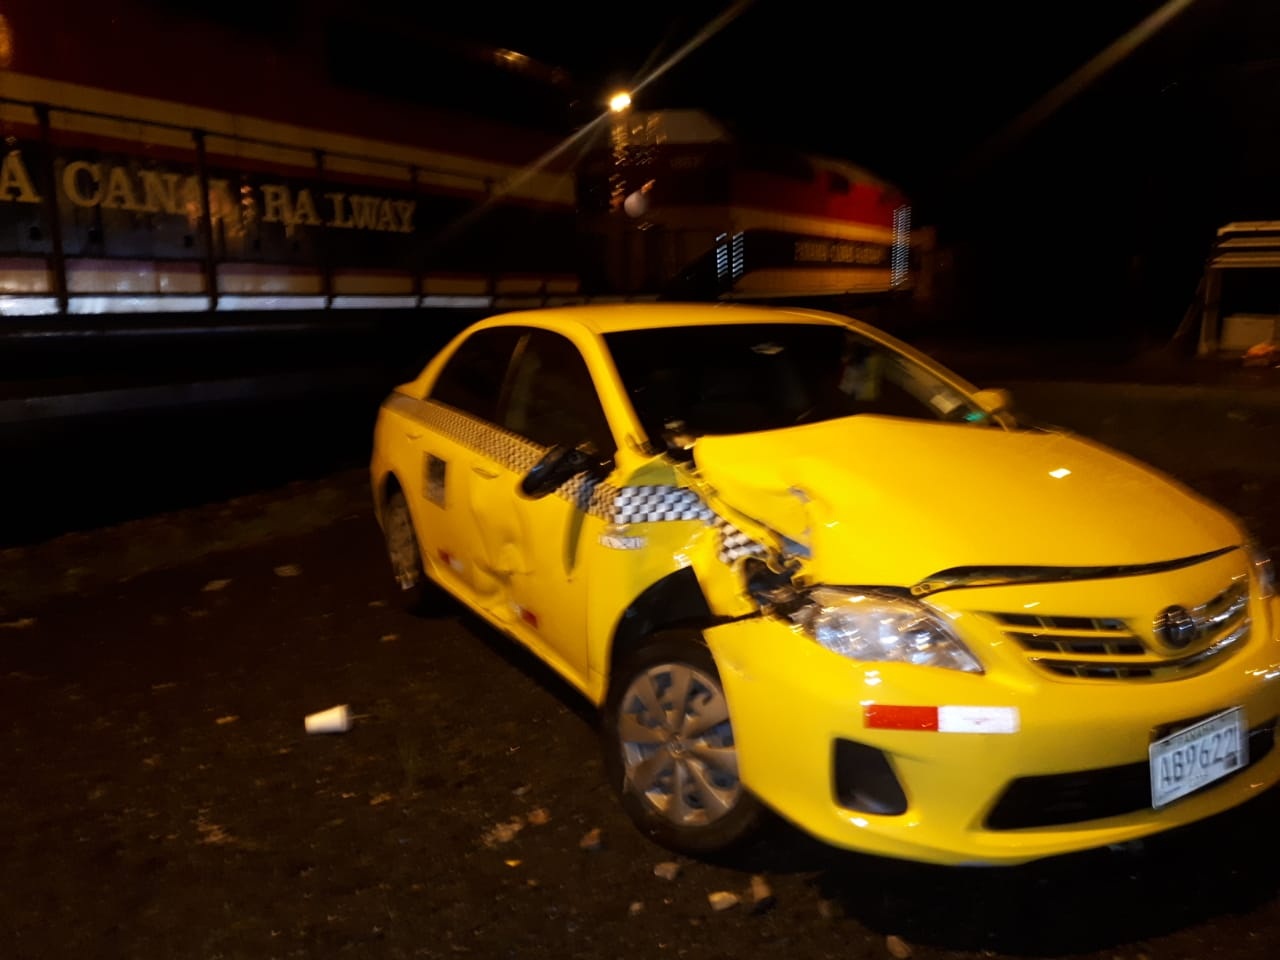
<box><xmin>1149</xmin><ymin>707</ymin><xmax>1248</xmax><ymax>808</ymax></box>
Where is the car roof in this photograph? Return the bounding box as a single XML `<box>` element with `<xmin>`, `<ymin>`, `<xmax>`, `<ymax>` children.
<box><xmin>471</xmin><ymin>302</ymin><xmax>857</xmax><ymax>337</ymax></box>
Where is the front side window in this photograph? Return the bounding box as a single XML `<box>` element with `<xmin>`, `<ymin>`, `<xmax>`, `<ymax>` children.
<box><xmin>604</xmin><ymin>322</ymin><xmax>984</xmax><ymax>443</ymax></box>
<box><xmin>429</xmin><ymin>327</ymin><xmax>524</xmax><ymax>422</ymax></box>
<box><xmin>501</xmin><ymin>330</ymin><xmax>616</xmax><ymax>457</ymax></box>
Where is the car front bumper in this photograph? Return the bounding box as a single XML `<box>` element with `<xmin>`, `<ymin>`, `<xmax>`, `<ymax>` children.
<box><xmin>704</xmin><ymin>594</ymin><xmax>1280</xmax><ymax>867</ymax></box>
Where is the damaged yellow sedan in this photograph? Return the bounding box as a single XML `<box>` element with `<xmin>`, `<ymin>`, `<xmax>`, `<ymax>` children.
<box><xmin>369</xmin><ymin>303</ymin><xmax>1280</xmax><ymax>865</ymax></box>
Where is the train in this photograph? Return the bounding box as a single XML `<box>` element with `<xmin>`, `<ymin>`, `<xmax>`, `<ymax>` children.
<box><xmin>0</xmin><ymin>1</ymin><xmax>918</xmax><ymax>544</ymax></box>
<box><xmin>0</xmin><ymin>0</ymin><xmax>912</xmax><ymax>321</ymax></box>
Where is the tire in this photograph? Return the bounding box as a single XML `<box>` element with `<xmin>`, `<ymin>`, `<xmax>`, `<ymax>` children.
<box><xmin>602</xmin><ymin>632</ymin><xmax>766</xmax><ymax>855</ymax></box>
<box><xmin>381</xmin><ymin>488</ymin><xmax>438</xmax><ymax>614</ymax></box>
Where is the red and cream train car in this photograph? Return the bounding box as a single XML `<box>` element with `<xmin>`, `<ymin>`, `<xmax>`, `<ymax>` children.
<box><xmin>576</xmin><ymin>109</ymin><xmax>912</xmax><ymax>302</ymax></box>
<box><xmin>0</xmin><ymin>2</ymin><xmax>911</xmax><ymax>320</ymax></box>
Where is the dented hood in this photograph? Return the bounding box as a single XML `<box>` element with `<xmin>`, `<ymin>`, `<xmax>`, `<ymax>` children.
<box><xmin>691</xmin><ymin>416</ymin><xmax>1242</xmax><ymax>588</ymax></box>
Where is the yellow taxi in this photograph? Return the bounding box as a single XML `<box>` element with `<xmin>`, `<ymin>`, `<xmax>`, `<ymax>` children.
<box><xmin>369</xmin><ymin>302</ymin><xmax>1280</xmax><ymax>864</ymax></box>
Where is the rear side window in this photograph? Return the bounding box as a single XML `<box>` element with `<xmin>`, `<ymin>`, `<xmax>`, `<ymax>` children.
<box><xmin>501</xmin><ymin>330</ymin><xmax>616</xmax><ymax>456</ymax></box>
<box><xmin>429</xmin><ymin>328</ymin><xmax>523</xmax><ymax>422</ymax></box>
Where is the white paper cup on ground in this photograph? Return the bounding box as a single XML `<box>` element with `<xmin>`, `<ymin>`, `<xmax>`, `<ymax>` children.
<box><xmin>305</xmin><ymin>704</ymin><xmax>352</xmax><ymax>734</ymax></box>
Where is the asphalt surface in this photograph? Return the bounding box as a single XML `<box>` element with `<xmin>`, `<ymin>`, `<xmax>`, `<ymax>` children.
<box><xmin>4</xmin><ymin>512</ymin><xmax>1280</xmax><ymax>960</ymax></box>
<box><xmin>3</xmin><ymin>370</ymin><xmax>1280</xmax><ymax>960</ymax></box>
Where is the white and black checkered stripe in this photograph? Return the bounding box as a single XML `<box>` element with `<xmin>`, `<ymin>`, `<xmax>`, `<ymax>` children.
<box><xmin>611</xmin><ymin>485</ymin><xmax>714</xmax><ymax>525</ymax></box>
<box><xmin>388</xmin><ymin>395</ymin><xmax>622</xmax><ymax>519</ymax></box>
<box><xmin>561</xmin><ymin>472</ymin><xmax>620</xmax><ymax>518</ymax></box>
<box><xmin>413</xmin><ymin>401</ymin><xmax>545</xmax><ymax>475</ymax></box>
<box><xmin>386</xmin><ymin>395</ymin><xmax>776</xmax><ymax>549</ymax></box>
<box><xmin>714</xmin><ymin>517</ymin><xmax>770</xmax><ymax>565</ymax></box>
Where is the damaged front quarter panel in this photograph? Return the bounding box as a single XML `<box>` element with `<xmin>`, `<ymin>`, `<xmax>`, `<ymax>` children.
<box><xmin>678</xmin><ymin>466</ymin><xmax>816</xmax><ymax>621</ymax></box>
<box><xmin>587</xmin><ymin>451</ymin><xmax>820</xmax><ymax>697</ymax></box>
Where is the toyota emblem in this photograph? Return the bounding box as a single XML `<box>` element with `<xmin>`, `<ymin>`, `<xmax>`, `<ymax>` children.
<box><xmin>1154</xmin><ymin>605</ymin><xmax>1199</xmax><ymax>649</ymax></box>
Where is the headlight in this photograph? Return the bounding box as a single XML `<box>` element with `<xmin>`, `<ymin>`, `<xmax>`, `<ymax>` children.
<box><xmin>792</xmin><ymin>588</ymin><xmax>983</xmax><ymax>673</ymax></box>
<box><xmin>1248</xmin><ymin>541</ymin><xmax>1276</xmax><ymax>600</ymax></box>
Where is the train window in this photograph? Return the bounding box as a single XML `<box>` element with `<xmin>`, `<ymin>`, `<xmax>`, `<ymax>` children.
<box><xmin>827</xmin><ymin>172</ymin><xmax>850</xmax><ymax>194</ymax></box>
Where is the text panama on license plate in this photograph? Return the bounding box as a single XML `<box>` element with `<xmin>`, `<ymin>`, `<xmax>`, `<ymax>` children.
<box><xmin>1149</xmin><ymin>707</ymin><xmax>1247</xmax><ymax>808</ymax></box>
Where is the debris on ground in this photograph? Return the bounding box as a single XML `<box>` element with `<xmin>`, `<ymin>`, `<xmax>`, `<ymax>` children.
<box><xmin>379</xmin><ymin>633</ymin><xmax>399</xmax><ymax>643</ymax></box>
<box><xmin>368</xmin><ymin>599</ymin><xmax>387</xmax><ymax>608</ymax></box>
<box><xmin>578</xmin><ymin>827</ymin><xmax>604</xmax><ymax>851</ymax></box>
<box><xmin>151</xmin><ymin>682</ymin><xmax>177</xmax><ymax>692</ymax></box>
<box><xmin>526</xmin><ymin>807</ymin><xmax>551</xmax><ymax>826</ymax></box>
<box><xmin>1243</xmin><ymin>342</ymin><xmax>1279</xmax><ymax>367</ymax></box>
<box><xmin>512</xmin><ymin>784</ymin><xmax>532</xmax><ymax>797</ymax></box>
<box><xmin>1</xmin><ymin>617</ymin><xmax>37</xmax><ymax>629</ymax></box>
<box><xmin>708</xmin><ymin>891</ymin><xmax>740</xmax><ymax>912</ymax></box>
<box><xmin>201</xmin><ymin>579</ymin><xmax>232</xmax><ymax>592</ymax></box>
<box><xmin>886</xmin><ymin>934</ymin><xmax>912</xmax><ymax>959</ymax></box>
<box><xmin>304</xmin><ymin>704</ymin><xmax>352</xmax><ymax>734</ymax></box>
<box><xmin>628</xmin><ymin>901</ymin><xmax>644</xmax><ymax>916</ymax></box>
<box><xmin>273</xmin><ymin>564</ymin><xmax>302</xmax><ymax>578</ymax></box>
<box><xmin>749</xmin><ymin>874</ymin><xmax>775</xmax><ymax>913</ymax></box>
<box><xmin>653</xmin><ymin>861</ymin><xmax>681</xmax><ymax>881</ymax></box>
<box><xmin>817</xmin><ymin>898</ymin><xmax>836</xmax><ymax>919</ymax></box>
<box><xmin>503</xmin><ymin>859</ymin><xmax>521</xmax><ymax>868</ymax></box>
<box><xmin>215</xmin><ymin>715</ymin><xmax>238</xmax><ymax>725</ymax></box>
<box><xmin>480</xmin><ymin>818</ymin><xmax>525</xmax><ymax>848</ymax></box>
<box><xmin>369</xmin><ymin>792</ymin><xmax>393</xmax><ymax>806</ymax></box>
<box><xmin>194</xmin><ymin>814</ymin><xmax>235</xmax><ymax>846</ymax></box>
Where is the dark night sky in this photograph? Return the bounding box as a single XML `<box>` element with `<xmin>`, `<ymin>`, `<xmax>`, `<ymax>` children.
<box><xmin>402</xmin><ymin>0</ymin><xmax>1274</xmax><ymax>191</ymax></box>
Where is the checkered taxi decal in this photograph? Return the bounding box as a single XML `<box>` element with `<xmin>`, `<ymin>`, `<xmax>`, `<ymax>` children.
<box><xmin>384</xmin><ymin>393</ymin><xmax>771</xmax><ymax>559</ymax></box>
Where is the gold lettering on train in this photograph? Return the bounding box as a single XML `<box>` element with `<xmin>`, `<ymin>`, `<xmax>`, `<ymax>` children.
<box><xmin>292</xmin><ymin>189</ymin><xmax>323</xmax><ymax>227</ymax></box>
<box><xmin>794</xmin><ymin>238</ymin><xmax>885</xmax><ymax>265</ymax></box>
<box><xmin>102</xmin><ymin>165</ymin><xmax>146</xmax><ymax>211</ymax></box>
<box><xmin>63</xmin><ymin>160</ymin><xmax>104</xmax><ymax>207</ymax></box>
<box><xmin>138</xmin><ymin>170</ymin><xmax>185</xmax><ymax>215</ymax></box>
<box><xmin>326</xmin><ymin>192</ymin><xmax>354</xmax><ymax>228</ymax></box>
<box><xmin>0</xmin><ymin>150</ymin><xmax>42</xmax><ymax>203</ymax></box>
<box><xmin>5</xmin><ymin>150</ymin><xmax>415</xmax><ymax>233</ymax></box>
<box><xmin>260</xmin><ymin>183</ymin><xmax>293</xmax><ymax>224</ymax></box>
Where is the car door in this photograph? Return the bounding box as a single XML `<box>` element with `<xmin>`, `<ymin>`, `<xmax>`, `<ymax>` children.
<box><xmin>410</xmin><ymin>326</ymin><xmax>523</xmax><ymax>601</ymax></box>
<box><xmin>465</xmin><ymin>328</ymin><xmax>618</xmax><ymax>686</ymax></box>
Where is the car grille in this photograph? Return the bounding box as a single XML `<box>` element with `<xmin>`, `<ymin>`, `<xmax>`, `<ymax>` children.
<box><xmin>990</xmin><ymin>580</ymin><xmax>1250</xmax><ymax>680</ymax></box>
<box><xmin>985</xmin><ymin>719</ymin><xmax>1276</xmax><ymax>829</ymax></box>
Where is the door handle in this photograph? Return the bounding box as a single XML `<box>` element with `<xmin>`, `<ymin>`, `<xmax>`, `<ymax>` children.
<box><xmin>471</xmin><ymin>464</ymin><xmax>500</xmax><ymax>479</ymax></box>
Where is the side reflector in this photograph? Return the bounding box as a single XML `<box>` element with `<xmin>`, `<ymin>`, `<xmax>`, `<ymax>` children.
<box><xmin>864</xmin><ymin>705</ymin><xmax>1020</xmax><ymax>734</ymax></box>
<box><xmin>863</xmin><ymin>705</ymin><xmax>939</xmax><ymax>731</ymax></box>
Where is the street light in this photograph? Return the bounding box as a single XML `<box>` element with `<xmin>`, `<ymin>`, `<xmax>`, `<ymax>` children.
<box><xmin>609</xmin><ymin>91</ymin><xmax>632</xmax><ymax>113</ymax></box>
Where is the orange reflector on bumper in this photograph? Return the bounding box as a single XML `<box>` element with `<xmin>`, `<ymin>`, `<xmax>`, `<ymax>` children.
<box><xmin>864</xmin><ymin>705</ymin><xmax>939</xmax><ymax>731</ymax></box>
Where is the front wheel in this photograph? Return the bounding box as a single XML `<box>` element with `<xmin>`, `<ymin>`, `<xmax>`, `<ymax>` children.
<box><xmin>602</xmin><ymin>633</ymin><xmax>765</xmax><ymax>855</ymax></box>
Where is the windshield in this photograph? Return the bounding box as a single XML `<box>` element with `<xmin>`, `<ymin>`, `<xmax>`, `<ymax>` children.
<box><xmin>604</xmin><ymin>322</ymin><xmax>985</xmax><ymax>443</ymax></box>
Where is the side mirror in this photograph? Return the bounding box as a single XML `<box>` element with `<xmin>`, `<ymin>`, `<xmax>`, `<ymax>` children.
<box><xmin>520</xmin><ymin>445</ymin><xmax>600</xmax><ymax>499</ymax></box>
<box><xmin>660</xmin><ymin>420</ymin><xmax>696</xmax><ymax>463</ymax></box>
<box><xmin>973</xmin><ymin>387</ymin><xmax>1013</xmax><ymax>416</ymax></box>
